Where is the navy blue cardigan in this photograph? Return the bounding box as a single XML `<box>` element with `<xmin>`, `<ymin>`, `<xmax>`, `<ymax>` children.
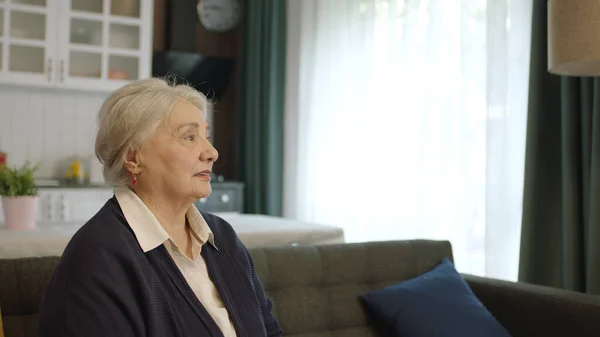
<box><xmin>38</xmin><ymin>197</ymin><xmax>283</xmax><ymax>337</ymax></box>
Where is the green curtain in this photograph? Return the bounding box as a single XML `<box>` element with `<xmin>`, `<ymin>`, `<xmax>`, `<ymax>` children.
<box><xmin>237</xmin><ymin>0</ymin><xmax>286</xmax><ymax>216</ymax></box>
<box><xmin>519</xmin><ymin>0</ymin><xmax>600</xmax><ymax>294</ymax></box>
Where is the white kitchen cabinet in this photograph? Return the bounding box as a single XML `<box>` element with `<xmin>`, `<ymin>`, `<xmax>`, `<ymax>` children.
<box><xmin>37</xmin><ymin>187</ymin><xmax>115</xmax><ymax>222</ymax></box>
<box><xmin>0</xmin><ymin>0</ymin><xmax>153</xmax><ymax>92</ymax></box>
<box><xmin>0</xmin><ymin>187</ymin><xmax>115</xmax><ymax>225</ymax></box>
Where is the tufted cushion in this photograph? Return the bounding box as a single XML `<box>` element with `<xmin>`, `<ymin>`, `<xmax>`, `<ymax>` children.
<box><xmin>0</xmin><ymin>240</ymin><xmax>453</xmax><ymax>337</ymax></box>
<box><xmin>249</xmin><ymin>240</ymin><xmax>454</xmax><ymax>337</ymax></box>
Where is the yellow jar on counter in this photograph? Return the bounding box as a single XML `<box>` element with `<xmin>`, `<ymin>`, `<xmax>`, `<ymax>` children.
<box><xmin>65</xmin><ymin>157</ymin><xmax>87</xmax><ymax>184</ymax></box>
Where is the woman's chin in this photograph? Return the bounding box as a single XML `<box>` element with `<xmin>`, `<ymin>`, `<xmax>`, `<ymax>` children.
<box><xmin>190</xmin><ymin>184</ymin><xmax>212</xmax><ymax>200</ymax></box>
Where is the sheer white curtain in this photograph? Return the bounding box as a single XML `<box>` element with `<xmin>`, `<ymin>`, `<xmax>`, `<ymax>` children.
<box><xmin>284</xmin><ymin>0</ymin><xmax>532</xmax><ymax>280</ymax></box>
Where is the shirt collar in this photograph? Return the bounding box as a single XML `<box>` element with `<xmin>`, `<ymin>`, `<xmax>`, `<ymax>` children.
<box><xmin>115</xmin><ymin>186</ymin><xmax>216</xmax><ymax>253</ymax></box>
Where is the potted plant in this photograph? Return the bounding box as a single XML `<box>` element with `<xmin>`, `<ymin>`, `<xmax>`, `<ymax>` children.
<box><xmin>0</xmin><ymin>162</ymin><xmax>40</xmax><ymax>230</ymax></box>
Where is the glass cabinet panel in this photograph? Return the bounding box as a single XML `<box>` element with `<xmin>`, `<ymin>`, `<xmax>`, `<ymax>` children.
<box><xmin>109</xmin><ymin>23</ymin><xmax>139</xmax><ymax>50</ymax></box>
<box><xmin>71</xmin><ymin>0</ymin><xmax>103</xmax><ymax>13</ymax></box>
<box><xmin>63</xmin><ymin>0</ymin><xmax>144</xmax><ymax>83</ymax></box>
<box><xmin>70</xmin><ymin>51</ymin><xmax>101</xmax><ymax>79</ymax></box>
<box><xmin>9</xmin><ymin>45</ymin><xmax>44</xmax><ymax>73</ymax></box>
<box><xmin>70</xmin><ymin>18</ymin><xmax>102</xmax><ymax>46</ymax></box>
<box><xmin>108</xmin><ymin>55</ymin><xmax>137</xmax><ymax>80</ymax></box>
<box><xmin>111</xmin><ymin>0</ymin><xmax>140</xmax><ymax>18</ymax></box>
<box><xmin>10</xmin><ymin>0</ymin><xmax>46</xmax><ymax>7</ymax></box>
<box><xmin>4</xmin><ymin>2</ymin><xmax>51</xmax><ymax>77</ymax></box>
<box><xmin>10</xmin><ymin>11</ymin><xmax>46</xmax><ymax>40</ymax></box>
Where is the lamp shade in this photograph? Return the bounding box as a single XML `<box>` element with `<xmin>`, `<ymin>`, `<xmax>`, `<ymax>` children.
<box><xmin>548</xmin><ymin>0</ymin><xmax>600</xmax><ymax>76</ymax></box>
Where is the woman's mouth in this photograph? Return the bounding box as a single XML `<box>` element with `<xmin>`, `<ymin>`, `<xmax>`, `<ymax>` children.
<box><xmin>194</xmin><ymin>170</ymin><xmax>212</xmax><ymax>181</ymax></box>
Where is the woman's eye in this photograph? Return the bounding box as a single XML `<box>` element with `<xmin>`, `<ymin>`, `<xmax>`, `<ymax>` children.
<box><xmin>187</xmin><ymin>135</ymin><xmax>195</xmax><ymax>141</ymax></box>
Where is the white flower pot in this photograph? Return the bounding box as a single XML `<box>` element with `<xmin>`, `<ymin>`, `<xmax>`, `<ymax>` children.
<box><xmin>2</xmin><ymin>196</ymin><xmax>39</xmax><ymax>230</ymax></box>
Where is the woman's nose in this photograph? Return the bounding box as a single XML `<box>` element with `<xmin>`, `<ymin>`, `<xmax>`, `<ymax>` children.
<box><xmin>200</xmin><ymin>142</ymin><xmax>219</xmax><ymax>163</ymax></box>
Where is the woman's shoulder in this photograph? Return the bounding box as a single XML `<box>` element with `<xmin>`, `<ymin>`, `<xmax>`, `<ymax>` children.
<box><xmin>63</xmin><ymin>197</ymin><xmax>140</xmax><ymax>263</ymax></box>
<box><xmin>47</xmin><ymin>197</ymin><xmax>148</xmax><ymax>301</ymax></box>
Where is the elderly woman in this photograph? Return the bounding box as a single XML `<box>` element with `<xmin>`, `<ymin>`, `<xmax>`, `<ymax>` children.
<box><xmin>38</xmin><ymin>78</ymin><xmax>282</xmax><ymax>337</ymax></box>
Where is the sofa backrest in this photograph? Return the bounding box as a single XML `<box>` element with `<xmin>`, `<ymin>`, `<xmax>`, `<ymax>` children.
<box><xmin>0</xmin><ymin>257</ymin><xmax>58</xmax><ymax>337</ymax></box>
<box><xmin>251</xmin><ymin>240</ymin><xmax>453</xmax><ymax>337</ymax></box>
<box><xmin>0</xmin><ymin>240</ymin><xmax>453</xmax><ymax>337</ymax></box>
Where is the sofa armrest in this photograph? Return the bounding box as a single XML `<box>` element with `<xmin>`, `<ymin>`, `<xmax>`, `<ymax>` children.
<box><xmin>463</xmin><ymin>274</ymin><xmax>600</xmax><ymax>337</ymax></box>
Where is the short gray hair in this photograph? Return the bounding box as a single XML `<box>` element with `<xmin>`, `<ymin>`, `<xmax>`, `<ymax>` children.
<box><xmin>94</xmin><ymin>77</ymin><xmax>212</xmax><ymax>185</ymax></box>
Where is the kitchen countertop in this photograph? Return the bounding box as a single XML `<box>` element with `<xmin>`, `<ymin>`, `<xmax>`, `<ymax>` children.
<box><xmin>35</xmin><ymin>183</ymin><xmax>113</xmax><ymax>189</ymax></box>
<box><xmin>0</xmin><ymin>214</ymin><xmax>345</xmax><ymax>259</ymax></box>
<box><xmin>33</xmin><ymin>178</ymin><xmax>112</xmax><ymax>189</ymax></box>
<box><xmin>0</xmin><ymin>222</ymin><xmax>85</xmax><ymax>258</ymax></box>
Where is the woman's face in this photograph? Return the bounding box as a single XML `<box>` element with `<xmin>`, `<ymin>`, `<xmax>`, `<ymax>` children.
<box><xmin>136</xmin><ymin>100</ymin><xmax>218</xmax><ymax>202</ymax></box>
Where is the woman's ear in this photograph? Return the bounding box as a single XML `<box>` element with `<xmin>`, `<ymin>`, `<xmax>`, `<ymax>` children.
<box><xmin>123</xmin><ymin>149</ymin><xmax>141</xmax><ymax>174</ymax></box>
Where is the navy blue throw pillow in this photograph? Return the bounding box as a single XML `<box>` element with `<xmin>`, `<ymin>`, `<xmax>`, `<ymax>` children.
<box><xmin>360</xmin><ymin>258</ymin><xmax>512</xmax><ymax>337</ymax></box>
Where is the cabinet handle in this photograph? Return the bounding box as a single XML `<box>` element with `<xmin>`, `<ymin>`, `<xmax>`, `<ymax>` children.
<box><xmin>60</xmin><ymin>59</ymin><xmax>65</xmax><ymax>82</ymax></box>
<box><xmin>44</xmin><ymin>196</ymin><xmax>52</xmax><ymax>220</ymax></box>
<box><xmin>46</xmin><ymin>57</ymin><xmax>52</xmax><ymax>82</ymax></box>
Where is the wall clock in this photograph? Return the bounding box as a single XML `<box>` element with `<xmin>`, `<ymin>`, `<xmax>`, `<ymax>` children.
<box><xmin>197</xmin><ymin>0</ymin><xmax>242</xmax><ymax>32</ymax></box>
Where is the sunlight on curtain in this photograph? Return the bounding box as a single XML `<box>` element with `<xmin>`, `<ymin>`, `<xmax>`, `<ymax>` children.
<box><xmin>284</xmin><ymin>0</ymin><xmax>532</xmax><ymax>280</ymax></box>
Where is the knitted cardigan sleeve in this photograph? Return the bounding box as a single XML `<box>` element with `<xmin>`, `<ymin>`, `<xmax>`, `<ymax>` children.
<box><xmin>244</xmin><ymin>246</ymin><xmax>283</xmax><ymax>337</ymax></box>
<box><xmin>39</xmin><ymin>238</ymin><xmax>146</xmax><ymax>337</ymax></box>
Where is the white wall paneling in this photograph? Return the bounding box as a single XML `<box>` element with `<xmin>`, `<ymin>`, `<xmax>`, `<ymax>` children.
<box><xmin>0</xmin><ymin>85</ymin><xmax>107</xmax><ymax>178</ymax></box>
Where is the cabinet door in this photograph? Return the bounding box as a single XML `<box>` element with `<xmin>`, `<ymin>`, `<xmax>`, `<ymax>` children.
<box><xmin>38</xmin><ymin>188</ymin><xmax>114</xmax><ymax>223</ymax></box>
<box><xmin>0</xmin><ymin>188</ymin><xmax>113</xmax><ymax>225</ymax></box>
<box><xmin>57</xmin><ymin>0</ymin><xmax>152</xmax><ymax>92</ymax></box>
<box><xmin>57</xmin><ymin>188</ymin><xmax>114</xmax><ymax>222</ymax></box>
<box><xmin>0</xmin><ymin>0</ymin><xmax>57</xmax><ymax>86</ymax></box>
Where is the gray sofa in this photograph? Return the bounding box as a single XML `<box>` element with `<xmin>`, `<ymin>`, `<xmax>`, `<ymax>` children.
<box><xmin>2</xmin><ymin>240</ymin><xmax>600</xmax><ymax>337</ymax></box>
